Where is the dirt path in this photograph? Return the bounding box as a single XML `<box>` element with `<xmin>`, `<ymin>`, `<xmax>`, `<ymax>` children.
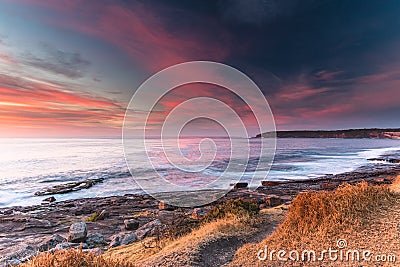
<box><xmin>193</xmin><ymin>206</ymin><xmax>287</xmax><ymax>267</ymax></box>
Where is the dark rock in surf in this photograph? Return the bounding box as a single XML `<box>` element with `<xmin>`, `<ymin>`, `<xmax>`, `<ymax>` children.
<box><xmin>42</xmin><ymin>196</ymin><xmax>56</xmax><ymax>203</ymax></box>
<box><xmin>34</xmin><ymin>178</ymin><xmax>104</xmax><ymax>196</ymax></box>
<box><xmin>261</xmin><ymin>181</ymin><xmax>281</xmax><ymax>187</ymax></box>
<box><xmin>233</xmin><ymin>182</ymin><xmax>248</xmax><ymax>189</ymax></box>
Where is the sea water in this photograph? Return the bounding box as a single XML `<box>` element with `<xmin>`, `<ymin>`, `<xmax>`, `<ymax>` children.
<box><xmin>0</xmin><ymin>138</ymin><xmax>399</xmax><ymax>207</ymax></box>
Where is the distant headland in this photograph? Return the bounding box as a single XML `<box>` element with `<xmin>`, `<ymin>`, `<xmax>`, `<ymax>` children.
<box><xmin>254</xmin><ymin>128</ymin><xmax>400</xmax><ymax>139</ymax></box>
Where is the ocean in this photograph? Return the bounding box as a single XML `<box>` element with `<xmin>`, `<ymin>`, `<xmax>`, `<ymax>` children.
<box><xmin>0</xmin><ymin>138</ymin><xmax>399</xmax><ymax>208</ymax></box>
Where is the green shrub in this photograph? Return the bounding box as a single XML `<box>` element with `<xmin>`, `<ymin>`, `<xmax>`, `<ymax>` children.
<box><xmin>203</xmin><ymin>198</ymin><xmax>259</xmax><ymax>222</ymax></box>
<box><xmin>87</xmin><ymin>212</ymin><xmax>100</xmax><ymax>222</ymax></box>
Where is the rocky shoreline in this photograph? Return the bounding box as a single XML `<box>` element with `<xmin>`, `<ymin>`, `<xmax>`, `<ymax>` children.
<box><xmin>1</xmin><ymin>159</ymin><xmax>400</xmax><ymax>266</ymax></box>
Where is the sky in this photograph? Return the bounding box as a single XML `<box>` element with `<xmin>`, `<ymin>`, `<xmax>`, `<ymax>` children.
<box><xmin>0</xmin><ymin>0</ymin><xmax>399</xmax><ymax>137</ymax></box>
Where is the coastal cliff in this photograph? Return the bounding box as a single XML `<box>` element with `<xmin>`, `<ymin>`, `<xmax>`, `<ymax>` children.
<box><xmin>255</xmin><ymin>128</ymin><xmax>400</xmax><ymax>139</ymax></box>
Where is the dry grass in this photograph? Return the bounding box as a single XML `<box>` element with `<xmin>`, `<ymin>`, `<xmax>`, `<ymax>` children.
<box><xmin>21</xmin><ymin>249</ymin><xmax>134</xmax><ymax>267</ymax></box>
<box><xmin>230</xmin><ymin>180</ymin><xmax>400</xmax><ymax>266</ymax></box>
<box><xmin>270</xmin><ymin>181</ymin><xmax>397</xmax><ymax>245</ymax></box>
<box><xmin>390</xmin><ymin>174</ymin><xmax>400</xmax><ymax>193</ymax></box>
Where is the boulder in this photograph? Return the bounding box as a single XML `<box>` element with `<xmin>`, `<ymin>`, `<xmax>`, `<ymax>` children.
<box><xmin>134</xmin><ymin>219</ymin><xmax>162</xmax><ymax>240</ymax></box>
<box><xmin>54</xmin><ymin>242</ymin><xmax>72</xmax><ymax>250</ymax></box>
<box><xmin>42</xmin><ymin>196</ymin><xmax>56</xmax><ymax>203</ymax></box>
<box><xmin>124</xmin><ymin>219</ymin><xmax>139</xmax><ymax>230</ymax></box>
<box><xmin>38</xmin><ymin>234</ymin><xmax>67</xmax><ymax>251</ymax></box>
<box><xmin>158</xmin><ymin>210</ymin><xmax>177</xmax><ymax>224</ymax></box>
<box><xmin>120</xmin><ymin>233</ymin><xmax>138</xmax><ymax>245</ymax></box>
<box><xmin>68</xmin><ymin>222</ymin><xmax>87</xmax><ymax>243</ymax></box>
<box><xmin>54</xmin><ymin>242</ymin><xmax>88</xmax><ymax>251</ymax></box>
<box><xmin>86</xmin><ymin>233</ymin><xmax>106</xmax><ymax>248</ymax></box>
<box><xmin>109</xmin><ymin>235</ymin><xmax>121</xmax><ymax>248</ymax></box>
<box><xmin>233</xmin><ymin>182</ymin><xmax>248</xmax><ymax>189</ymax></box>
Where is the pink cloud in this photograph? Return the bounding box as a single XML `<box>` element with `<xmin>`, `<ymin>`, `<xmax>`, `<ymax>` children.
<box><xmin>19</xmin><ymin>0</ymin><xmax>231</xmax><ymax>71</ymax></box>
<box><xmin>0</xmin><ymin>75</ymin><xmax>124</xmax><ymax>137</ymax></box>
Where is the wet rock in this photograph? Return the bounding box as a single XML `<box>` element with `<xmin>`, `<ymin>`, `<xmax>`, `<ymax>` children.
<box><xmin>124</xmin><ymin>219</ymin><xmax>139</xmax><ymax>230</ymax></box>
<box><xmin>368</xmin><ymin>158</ymin><xmax>400</xmax><ymax>164</ymax></box>
<box><xmin>233</xmin><ymin>182</ymin><xmax>248</xmax><ymax>189</ymax></box>
<box><xmin>35</xmin><ymin>178</ymin><xmax>104</xmax><ymax>196</ymax></box>
<box><xmin>134</xmin><ymin>219</ymin><xmax>162</xmax><ymax>240</ymax></box>
<box><xmin>86</xmin><ymin>233</ymin><xmax>105</xmax><ymax>248</ymax></box>
<box><xmin>38</xmin><ymin>234</ymin><xmax>67</xmax><ymax>251</ymax></box>
<box><xmin>121</xmin><ymin>233</ymin><xmax>138</xmax><ymax>245</ymax></box>
<box><xmin>68</xmin><ymin>222</ymin><xmax>87</xmax><ymax>243</ymax></box>
<box><xmin>54</xmin><ymin>242</ymin><xmax>72</xmax><ymax>250</ymax></box>
<box><xmin>261</xmin><ymin>181</ymin><xmax>281</xmax><ymax>187</ymax></box>
<box><xmin>134</xmin><ymin>229</ymin><xmax>148</xmax><ymax>240</ymax></box>
<box><xmin>367</xmin><ymin>158</ymin><xmax>384</xmax><ymax>161</ymax></box>
<box><xmin>158</xmin><ymin>210</ymin><xmax>177</xmax><ymax>224</ymax></box>
<box><xmin>109</xmin><ymin>235</ymin><xmax>121</xmax><ymax>248</ymax></box>
<box><xmin>42</xmin><ymin>196</ymin><xmax>56</xmax><ymax>203</ymax></box>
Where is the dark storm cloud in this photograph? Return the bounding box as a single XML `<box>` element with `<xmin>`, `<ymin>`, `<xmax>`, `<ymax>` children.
<box><xmin>217</xmin><ymin>0</ymin><xmax>302</xmax><ymax>25</ymax></box>
<box><xmin>139</xmin><ymin>0</ymin><xmax>400</xmax><ymax>129</ymax></box>
<box><xmin>23</xmin><ymin>45</ymin><xmax>90</xmax><ymax>79</ymax></box>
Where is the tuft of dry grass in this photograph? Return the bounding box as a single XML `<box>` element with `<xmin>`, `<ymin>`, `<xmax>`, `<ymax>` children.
<box><xmin>270</xmin><ymin>181</ymin><xmax>397</xmax><ymax>245</ymax></box>
<box><xmin>230</xmin><ymin>180</ymin><xmax>400</xmax><ymax>266</ymax></box>
<box><xmin>21</xmin><ymin>249</ymin><xmax>134</xmax><ymax>267</ymax></box>
<box><xmin>390</xmin><ymin>175</ymin><xmax>400</xmax><ymax>193</ymax></box>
